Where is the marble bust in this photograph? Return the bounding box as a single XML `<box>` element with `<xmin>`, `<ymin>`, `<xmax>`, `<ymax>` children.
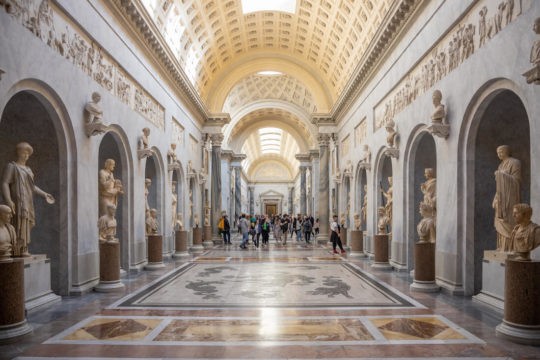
<box><xmin>431</xmin><ymin>90</ymin><xmax>446</xmax><ymax>124</ymax></box>
<box><xmin>137</xmin><ymin>127</ymin><xmax>153</xmax><ymax>159</ymax></box>
<box><xmin>361</xmin><ymin>145</ymin><xmax>371</xmax><ymax>164</ymax></box>
<box><xmin>1</xmin><ymin>142</ymin><xmax>55</xmax><ymax>257</ymax></box>
<box><xmin>385</xmin><ymin>119</ymin><xmax>397</xmax><ymax>148</ymax></box>
<box><xmin>531</xmin><ymin>17</ymin><xmax>540</xmax><ymax>67</ymax></box>
<box><xmin>353</xmin><ymin>213</ymin><xmax>361</xmax><ymax>230</ymax></box>
<box><xmin>145</xmin><ymin>208</ymin><xmax>158</xmax><ymax>235</ymax></box>
<box><xmin>167</xmin><ymin>143</ymin><xmax>179</xmax><ymax>165</ymax></box>
<box><xmin>377</xmin><ymin>207</ymin><xmax>390</xmax><ymax>235</ymax></box>
<box><xmin>0</xmin><ymin>205</ymin><xmax>15</xmax><ymax>262</ymax></box>
<box><xmin>492</xmin><ymin>145</ymin><xmax>521</xmax><ymax>252</ymax></box>
<box><xmin>420</xmin><ymin>168</ymin><xmax>437</xmax><ymax>211</ymax></box>
<box><xmin>98</xmin><ymin>204</ymin><xmax>117</xmax><ymax>243</ymax></box>
<box><xmin>175</xmin><ymin>212</ymin><xmax>184</xmax><ymax>231</ymax></box>
<box><xmin>417</xmin><ymin>202</ymin><xmax>436</xmax><ymax>243</ymax></box>
<box><xmin>98</xmin><ymin>159</ymin><xmax>123</xmax><ymax>216</ymax></box>
<box><xmin>84</xmin><ymin>92</ymin><xmax>109</xmax><ymax>136</ymax></box>
<box><xmin>510</xmin><ymin>203</ymin><xmax>540</xmax><ymax>261</ymax></box>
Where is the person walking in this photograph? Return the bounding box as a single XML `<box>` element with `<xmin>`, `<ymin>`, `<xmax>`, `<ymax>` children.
<box><xmin>281</xmin><ymin>214</ymin><xmax>290</xmax><ymax>245</ymax></box>
<box><xmin>220</xmin><ymin>214</ymin><xmax>231</xmax><ymax>244</ymax></box>
<box><xmin>330</xmin><ymin>214</ymin><xmax>346</xmax><ymax>254</ymax></box>
<box><xmin>303</xmin><ymin>215</ymin><xmax>313</xmax><ymax>244</ymax></box>
<box><xmin>254</xmin><ymin>217</ymin><xmax>261</xmax><ymax>248</ymax></box>
<box><xmin>314</xmin><ymin>218</ymin><xmax>320</xmax><ymax>235</ymax></box>
<box><xmin>239</xmin><ymin>214</ymin><xmax>250</xmax><ymax>249</ymax></box>
<box><xmin>261</xmin><ymin>216</ymin><xmax>270</xmax><ymax>247</ymax></box>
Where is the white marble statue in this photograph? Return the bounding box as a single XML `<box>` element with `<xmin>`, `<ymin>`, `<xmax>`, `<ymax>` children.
<box><xmin>385</xmin><ymin>119</ymin><xmax>397</xmax><ymax>148</ymax></box>
<box><xmin>194</xmin><ymin>213</ymin><xmax>200</xmax><ymax>228</ymax></box>
<box><xmin>431</xmin><ymin>90</ymin><xmax>446</xmax><ymax>124</ymax></box>
<box><xmin>377</xmin><ymin>207</ymin><xmax>390</xmax><ymax>235</ymax></box>
<box><xmin>531</xmin><ymin>17</ymin><xmax>540</xmax><ymax>67</ymax></box>
<box><xmin>171</xmin><ymin>181</ymin><xmax>178</xmax><ymax>229</ymax></box>
<box><xmin>0</xmin><ymin>204</ymin><xmax>15</xmax><ymax>261</ymax></box>
<box><xmin>361</xmin><ymin>185</ymin><xmax>368</xmax><ymax>223</ymax></box>
<box><xmin>84</xmin><ymin>92</ymin><xmax>109</xmax><ymax>136</ymax></box>
<box><xmin>175</xmin><ymin>212</ymin><xmax>184</xmax><ymax>231</ymax></box>
<box><xmin>381</xmin><ymin>177</ymin><xmax>393</xmax><ymax>222</ymax></box>
<box><xmin>137</xmin><ymin>127</ymin><xmax>153</xmax><ymax>159</ymax></box>
<box><xmin>98</xmin><ymin>203</ymin><xmax>117</xmax><ymax>243</ymax></box>
<box><xmin>353</xmin><ymin>213</ymin><xmax>361</xmax><ymax>230</ymax></box>
<box><xmin>98</xmin><ymin>159</ymin><xmax>123</xmax><ymax>217</ymax></box>
<box><xmin>361</xmin><ymin>145</ymin><xmax>371</xmax><ymax>164</ymax></box>
<box><xmin>144</xmin><ymin>178</ymin><xmax>151</xmax><ymax>211</ymax></box>
<box><xmin>417</xmin><ymin>202</ymin><xmax>436</xmax><ymax>243</ymax></box>
<box><xmin>420</xmin><ymin>168</ymin><xmax>437</xmax><ymax>211</ymax></box>
<box><xmin>204</xmin><ymin>206</ymin><xmax>210</xmax><ymax>227</ymax></box>
<box><xmin>145</xmin><ymin>208</ymin><xmax>158</xmax><ymax>235</ymax></box>
<box><xmin>492</xmin><ymin>145</ymin><xmax>521</xmax><ymax>252</ymax></box>
<box><xmin>1</xmin><ymin>142</ymin><xmax>55</xmax><ymax>257</ymax></box>
<box><xmin>510</xmin><ymin>203</ymin><xmax>540</xmax><ymax>261</ymax></box>
<box><xmin>167</xmin><ymin>143</ymin><xmax>179</xmax><ymax>165</ymax></box>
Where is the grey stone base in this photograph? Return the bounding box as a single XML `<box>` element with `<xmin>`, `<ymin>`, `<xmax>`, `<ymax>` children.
<box><xmin>473</xmin><ymin>291</ymin><xmax>504</xmax><ymax>311</ymax></box>
<box><xmin>390</xmin><ymin>260</ymin><xmax>408</xmax><ymax>272</ymax></box>
<box><xmin>202</xmin><ymin>240</ymin><xmax>214</xmax><ymax>249</ymax></box>
<box><xmin>94</xmin><ymin>280</ymin><xmax>125</xmax><ymax>293</ymax></box>
<box><xmin>436</xmin><ymin>277</ymin><xmax>465</xmax><ymax>296</ymax></box>
<box><xmin>25</xmin><ymin>291</ymin><xmax>61</xmax><ymax>312</ymax></box>
<box><xmin>0</xmin><ymin>320</ymin><xmax>32</xmax><ymax>343</ymax></box>
<box><xmin>496</xmin><ymin>321</ymin><xmax>540</xmax><ymax>345</ymax></box>
<box><xmin>24</xmin><ymin>255</ymin><xmax>61</xmax><ymax>311</ymax></box>
<box><xmin>173</xmin><ymin>251</ymin><xmax>190</xmax><ymax>258</ymax></box>
<box><xmin>144</xmin><ymin>262</ymin><xmax>166</xmax><ymax>270</ymax></box>
<box><xmin>349</xmin><ymin>251</ymin><xmax>367</xmax><ymax>258</ymax></box>
<box><xmin>410</xmin><ymin>280</ymin><xmax>440</xmax><ymax>293</ymax></box>
<box><xmin>371</xmin><ymin>262</ymin><xmax>393</xmax><ymax>270</ymax></box>
<box><xmin>189</xmin><ymin>245</ymin><xmax>204</xmax><ymax>254</ymax></box>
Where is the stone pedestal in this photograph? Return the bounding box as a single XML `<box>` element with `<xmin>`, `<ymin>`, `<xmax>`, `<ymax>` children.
<box><xmin>341</xmin><ymin>229</ymin><xmax>349</xmax><ymax>251</ymax></box>
<box><xmin>190</xmin><ymin>227</ymin><xmax>204</xmax><ymax>254</ymax></box>
<box><xmin>349</xmin><ymin>230</ymin><xmax>365</xmax><ymax>257</ymax></box>
<box><xmin>23</xmin><ymin>255</ymin><xmax>61</xmax><ymax>311</ymax></box>
<box><xmin>145</xmin><ymin>235</ymin><xmax>165</xmax><ymax>270</ymax></box>
<box><xmin>410</xmin><ymin>242</ymin><xmax>440</xmax><ymax>292</ymax></box>
<box><xmin>0</xmin><ymin>259</ymin><xmax>32</xmax><ymax>343</ymax></box>
<box><xmin>496</xmin><ymin>259</ymin><xmax>540</xmax><ymax>345</ymax></box>
<box><xmin>173</xmin><ymin>230</ymin><xmax>190</xmax><ymax>258</ymax></box>
<box><xmin>473</xmin><ymin>250</ymin><xmax>507</xmax><ymax>310</ymax></box>
<box><xmin>202</xmin><ymin>225</ymin><xmax>213</xmax><ymax>249</ymax></box>
<box><xmin>95</xmin><ymin>241</ymin><xmax>125</xmax><ymax>292</ymax></box>
<box><xmin>372</xmin><ymin>234</ymin><xmax>392</xmax><ymax>270</ymax></box>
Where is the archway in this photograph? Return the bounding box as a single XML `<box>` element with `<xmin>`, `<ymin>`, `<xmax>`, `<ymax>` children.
<box><xmin>98</xmin><ymin>131</ymin><xmax>132</xmax><ymax>271</ymax></box>
<box><xmin>461</xmin><ymin>85</ymin><xmax>530</xmax><ymax>295</ymax></box>
<box><xmin>0</xmin><ymin>89</ymin><xmax>73</xmax><ymax>295</ymax></box>
<box><xmin>406</xmin><ymin>131</ymin><xmax>436</xmax><ymax>269</ymax></box>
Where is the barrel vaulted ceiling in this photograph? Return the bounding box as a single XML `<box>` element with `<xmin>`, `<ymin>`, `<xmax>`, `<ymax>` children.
<box><xmin>137</xmin><ymin>0</ymin><xmax>398</xmax><ymax>179</ymax></box>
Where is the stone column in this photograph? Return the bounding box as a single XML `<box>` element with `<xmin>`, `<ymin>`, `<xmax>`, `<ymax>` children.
<box><xmin>317</xmin><ymin>134</ymin><xmax>330</xmax><ymax>243</ymax></box>
<box><xmin>0</xmin><ymin>259</ymin><xmax>32</xmax><ymax>342</ymax></box>
<box><xmin>234</xmin><ymin>166</ymin><xmax>242</xmax><ymax>217</ymax></box>
<box><xmin>249</xmin><ymin>186</ymin><xmax>255</xmax><ymax>215</ymax></box>
<box><xmin>210</xmin><ymin>133</ymin><xmax>224</xmax><ymax>240</ymax></box>
<box><xmin>288</xmin><ymin>186</ymin><xmax>294</xmax><ymax>214</ymax></box>
<box><xmin>300</xmin><ymin>166</ymin><xmax>307</xmax><ymax>215</ymax></box>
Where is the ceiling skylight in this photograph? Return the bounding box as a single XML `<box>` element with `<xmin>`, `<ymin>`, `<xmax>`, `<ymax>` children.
<box><xmin>241</xmin><ymin>0</ymin><xmax>297</xmax><ymax>14</ymax></box>
<box><xmin>257</xmin><ymin>71</ymin><xmax>284</xmax><ymax>76</ymax></box>
<box><xmin>259</xmin><ymin>128</ymin><xmax>282</xmax><ymax>154</ymax></box>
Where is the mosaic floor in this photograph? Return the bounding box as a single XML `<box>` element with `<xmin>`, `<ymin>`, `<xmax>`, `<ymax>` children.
<box><xmin>3</xmin><ymin>236</ymin><xmax>540</xmax><ymax>359</ymax></box>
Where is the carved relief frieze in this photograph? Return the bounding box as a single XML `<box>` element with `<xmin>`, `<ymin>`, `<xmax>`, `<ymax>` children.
<box><xmin>2</xmin><ymin>0</ymin><xmax>165</xmax><ymax>129</ymax></box>
<box><xmin>354</xmin><ymin>118</ymin><xmax>367</xmax><ymax>147</ymax></box>
<box><xmin>172</xmin><ymin>117</ymin><xmax>184</xmax><ymax>147</ymax></box>
<box><xmin>374</xmin><ymin>0</ymin><xmax>522</xmax><ymax>130</ymax></box>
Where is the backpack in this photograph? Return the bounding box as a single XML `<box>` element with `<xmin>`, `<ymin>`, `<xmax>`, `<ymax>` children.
<box><xmin>218</xmin><ymin>218</ymin><xmax>224</xmax><ymax>231</ymax></box>
<box><xmin>262</xmin><ymin>222</ymin><xmax>268</xmax><ymax>231</ymax></box>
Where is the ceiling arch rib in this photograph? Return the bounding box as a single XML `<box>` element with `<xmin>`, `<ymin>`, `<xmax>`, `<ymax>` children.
<box><xmin>139</xmin><ymin>0</ymin><xmax>394</xmax><ymax>108</ymax></box>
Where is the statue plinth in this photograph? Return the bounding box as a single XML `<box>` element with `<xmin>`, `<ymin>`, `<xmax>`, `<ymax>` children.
<box><xmin>496</xmin><ymin>259</ymin><xmax>540</xmax><ymax>345</ymax></box>
<box><xmin>202</xmin><ymin>225</ymin><xmax>213</xmax><ymax>249</ymax></box>
<box><xmin>0</xmin><ymin>259</ymin><xmax>32</xmax><ymax>343</ymax></box>
<box><xmin>23</xmin><ymin>254</ymin><xmax>60</xmax><ymax>311</ymax></box>
<box><xmin>473</xmin><ymin>250</ymin><xmax>510</xmax><ymax>310</ymax></box>
<box><xmin>168</xmin><ymin>162</ymin><xmax>180</xmax><ymax>172</ymax></box>
<box><xmin>137</xmin><ymin>149</ymin><xmax>153</xmax><ymax>160</ymax></box>
<box><xmin>358</xmin><ymin>161</ymin><xmax>371</xmax><ymax>171</ymax></box>
<box><xmin>349</xmin><ymin>230</ymin><xmax>365</xmax><ymax>257</ymax></box>
<box><xmin>95</xmin><ymin>240</ymin><xmax>124</xmax><ymax>292</ymax></box>
<box><xmin>145</xmin><ymin>235</ymin><xmax>165</xmax><ymax>270</ymax></box>
<box><xmin>190</xmin><ymin>227</ymin><xmax>204</xmax><ymax>254</ymax></box>
<box><xmin>173</xmin><ymin>230</ymin><xmax>190</xmax><ymax>258</ymax></box>
<box><xmin>372</xmin><ymin>234</ymin><xmax>392</xmax><ymax>270</ymax></box>
<box><xmin>427</xmin><ymin>123</ymin><xmax>450</xmax><ymax>139</ymax></box>
<box><xmin>384</xmin><ymin>147</ymin><xmax>399</xmax><ymax>159</ymax></box>
<box><xmin>523</xmin><ymin>65</ymin><xmax>540</xmax><ymax>85</ymax></box>
<box><xmin>84</xmin><ymin>122</ymin><xmax>109</xmax><ymax>137</ymax></box>
<box><xmin>410</xmin><ymin>242</ymin><xmax>440</xmax><ymax>292</ymax></box>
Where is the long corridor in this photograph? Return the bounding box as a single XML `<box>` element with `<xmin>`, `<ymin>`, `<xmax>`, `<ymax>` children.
<box><xmin>3</xmin><ymin>234</ymin><xmax>538</xmax><ymax>360</ymax></box>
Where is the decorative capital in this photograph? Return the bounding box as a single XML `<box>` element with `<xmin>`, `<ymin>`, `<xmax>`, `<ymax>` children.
<box><xmin>427</xmin><ymin>123</ymin><xmax>450</xmax><ymax>139</ymax></box>
<box><xmin>317</xmin><ymin>133</ymin><xmax>331</xmax><ymax>147</ymax></box>
<box><xmin>311</xmin><ymin>114</ymin><xmax>335</xmax><ymax>127</ymax></box>
<box><xmin>210</xmin><ymin>133</ymin><xmax>224</xmax><ymax>147</ymax></box>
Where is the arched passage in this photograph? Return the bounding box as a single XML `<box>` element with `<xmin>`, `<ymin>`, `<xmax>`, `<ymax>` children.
<box><xmin>460</xmin><ymin>82</ymin><xmax>531</xmax><ymax>296</ymax></box>
<box><xmin>0</xmin><ymin>87</ymin><xmax>75</xmax><ymax>296</ymax></box>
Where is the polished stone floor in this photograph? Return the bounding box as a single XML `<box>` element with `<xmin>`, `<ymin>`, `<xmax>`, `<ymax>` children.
<box><xmin>2</xmin><ymin>234</ymin><xmax>540</xmax><ymax>359</ymax></box>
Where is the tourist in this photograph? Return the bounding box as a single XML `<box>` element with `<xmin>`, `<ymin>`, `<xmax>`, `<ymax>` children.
<box><xmin>238</xmin><ymin>214</ymin><xmax>250</xmax><ymax>249</ymax></box>
<box><xmin>330</xmin><ymin>214</ymin><xmax>346</xmax><ymax>254</ymax></box>
<box><xmin>303</xmin><ymin>215</ymin><xmax>313</xmax><ymax>244</ymax></box>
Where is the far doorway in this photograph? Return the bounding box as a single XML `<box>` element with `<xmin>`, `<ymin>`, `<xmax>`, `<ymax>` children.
<box><xmin>265</xmin><ymin>204</ymin><xmax>277</xmax><ymax>216</ymax></box>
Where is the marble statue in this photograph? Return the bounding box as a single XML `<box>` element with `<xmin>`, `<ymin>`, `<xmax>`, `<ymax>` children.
<box><xmin>385</xmin><ymin>119</ymin><xmax>397</xmax><ymax>148</ymax></box>
<box><xmin>417</xmin><ymin>202</ymin><xmax>436</xmax><ymax>243</ymax></box>
<box><xmin>340</xmin><ymin>213</ymin><xmax>346</xmax><ymax>228</ymax></box>
<box><xmin>353</xmin><ymin>213</ymin><xmax>361</xmax><ymax>230</ymax></box>
<box><xmin>84</xmin><ymin>92</ymin><xmax>108</xmax><ymax>136</ymax></box>
<box><xmin>381</xmin><ymin>177</ymin><xmax>393</xmax><ymax>222</ymax></box>
<box><xmin>361</xmin><ymin>145</ymin><xmax>371</xmax><ymax>164</ymax></box>
<box><xmin>175</xmin><ymin>212</ymin><xmax>183</xmax><ymax>231</ymax></box>
<box><xmin>137</xmin><ymin>127</ymin><xmax>153</xmax><ymax>159</ymax></box>
<box><xmin>377</xmin><ymin>207</ymin><xmax>390</xmax><ymax>235</ymax></box>
<box><xmin>204</xmin><ymin>206</ymin><xmax>210</xmax><ymax>226</ymax></box>
<box><xmin>171</xmin><ymin>181</ymin><xmax>177</xmax><ymax>229</ymax></box>
<box><xmin>361</xmin><ymin>185</ymin><xmax>368</xmax><ymax>222</ymax></box>
<box><xmin>431</xmin><ymin>90</ymin><xmax>446</xmax><ymax>124</ymax></box>
<box><xmin>167</xmin><ymin>143</ymin><xmax>179</xmax><ymax>165</ymax></box>
<box><xmin>531</xmin><ymin>18</ymin><xmax>540</xmax><ymax>66</ymax></box>
<box><xmin>187</xmin><ymin>160</ymin><xmax>195</xmax><ymax>175</ymax></box>
<box><xmin>492</xmin><ymin>145</ymin><xmax>521</xmax><ymax>252</ymax></box>
<box><xmin>1</xmin><ymin>142</ymin><xmax>55</xmax><ymax>257</ymax></box>
<box><xmin>98</xmin><ymin>203</ymin><xmax>117</xmax><ymax>243</ymax></box>
<box><xmin>144</xmin><ymin>178</ymin><xmax>151</xmax><ymax>211</ymax></box>
<box><xmin>420</xmin><ymin>168</ymin><xmax>437</xmax><ymax>211</ymax></box>
<box><xmin>510</xmin><ymin>203</ymin><xmax>540</xmax><ymax>261</ymax></box>
<box><xmin>0</xmin><ymin>205</ymin><xmax>15</xmax><ymax>261</ymax></box>
<box><xmin>194</xmin><ymin>213</ymin><xmax>200</xmax><ymax>228</ymax></box>
<box><xmin>145</xmin><ymin>208</ymin><xmax>158</xmax><ymax>235</ymax></box>
<box><xmin>98</xmin><ymin>159</ymin><xmax>123</xmax><ymax>216</ymax></box>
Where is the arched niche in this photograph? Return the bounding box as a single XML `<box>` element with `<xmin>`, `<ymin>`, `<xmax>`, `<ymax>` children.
<box><xmin>0</xmin><ymin>89</ymin><xmax>73</xmax><ymax>295</ymax></box>
<box><xmin>462</xmin><ymin>87</ymin><xmax>530</xmax><ymax>295</ymax></box>
<box><xmin>144</xmin><ymin>152</ymin><xmax>164</xmax><ymax>233</ymax></box>
<box><xmin>98</xmin><ymin>130</ymin><xmax>132</xmax><ymax>271</ymax></box>
<box><xmin>406</xmin><ymin>130</ymin><xmax>436</xmax><ymax>269</ymax></box>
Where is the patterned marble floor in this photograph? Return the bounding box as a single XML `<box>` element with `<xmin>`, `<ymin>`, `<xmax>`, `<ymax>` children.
<box><xmin>3</xmin><ymin>235</ymin><xmax>540</xmax><ymax>359</ymax></box>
